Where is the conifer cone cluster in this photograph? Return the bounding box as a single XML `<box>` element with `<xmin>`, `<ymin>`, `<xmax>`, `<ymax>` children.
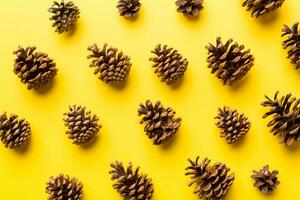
<box><xmin>175</xmin><ymin>0</ymin><xmax>203</xmax><ymax>16</ymax></box>
<box><xmin>13</xmin><ymin>46</ymin><xmax>57</xmax><ymax>90</ymax></box>
<box><xmin>138</xmin><ymin>100</ymin><xmax>181</xmax><ymax>145</ymax></box>
<box><xmin>117</xmin><ymin>0</ymin><xmax>141</xmax><ymax>18</ymax></box>
<box><xmin>282</xmin><ymin>22</ymin><xmax>300</xmax><ymax>69</ymax></box>
<box><xmin>185</xmin><ymin>156</ymin><xmax>235</xmax><ymax>200</ymax></box>
<box><xmin>48</xmin><ymin>0</ymin><xmax>80</xmax><ymax>34</ymax></box>
<box><xmin>251</xmin><ymin>165</ymin><xmax>280</xmax><ymax>193</ymax></box>
<box><xmin>149</xmin><ymin>44</ymin><xmax>188</xmax><ymax>85</ymax></box>
<box><xmin>46</xmin><ymin>174</ymin><xmax>83</xmax><ymax>200</ymax></box>
<box><xmin>261</xmin><ymin>91</ymin><xmax>300</xmax><ymax>146</ymax></box>
<box><xmin>109</xmin><ymin>161</ymin><xmax>154</xmax><ymax>200</ymax></box>
<box><xmin>87</xmin><ymin>43</ymin><xmax>132</xmax><ymax>84</ymax></box>
<box><xmin>0</xmin><ymin>112</ymin><xmax>31</xmax><ymax>149</ymax></box>
<box><xmin>206</xmin><ymin>37</ymin><xmax>254</xmax><ymax>85</ymax></box>
<box><xmin>215</xmin><ymin>106</ymin><xmax>251</xmax><ymax>144</ymax></box>
<box><xmin>63</xmin><ymin>105</ymin><xmax>101</xmax><ymax>145</ymax></box>
<box><xmin>242</xmin><ymin>0</ymin><xmax>285</xmax><ymax>17</ymax></box>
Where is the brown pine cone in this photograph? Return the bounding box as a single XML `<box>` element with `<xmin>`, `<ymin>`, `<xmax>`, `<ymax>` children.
<box><xmin>242</xmin><ymin>0</ymin><xmax>285</xmax><ymax>17</ymax></box>
<box><xmin>206</xmin><ymin>37</ymin><xmax>254</xmax><ymax>85</ymax></box>
<box><xmin>149</xmin><ymin>44</ymin><xmax>188</xmax><ymax>85</ymax></box>
<box><xmin>138</xmin><ymin>100</ymin><xmax>181</xmax><ymax>145</ymax></box>
<box><xmin>63</xmin><ymin>105</ymin><xmax>101</xmax><ymax>145</ymax></box>
<box><xmin>215</xmin><ymin>106</ymin><xmax>251</xmax><ymax>144</ymax></box>
<box><xmin>0</xmin><ymin>112</ymin><xmax>31</xmax><ymax>149</ymax></box>
<box><xmin>175</xmin><ymin>0</ymin><xmax>203</xmax><ymax>16</ymax></box>
<box><xmin>109</xmin><ymin>161</ymin><xmax>154</xmax><ymax>200</ymax></box>
<box><xmin>87</xmin><ymin>43</ymin><xmax>132</xmax><ymax>84</ymax></box>
<box><xmin>251</xmin><ymin>165</ymin><xmax>280</xmax><ymax>193</ymax></box>
<box><xmin>185</xmin><ymin>156</ymin><xmax>235</xmax><ymax>200</ymax></box>
<box><xmin>261</xmin><ymin>91</ymin><xmax>300</xmax><ymax>146</ymax></box>
<box><xmin>48</xmin><ymin>1</ymin><xmax>80</xmax><ymax>34</ymax></box>
<box><xmin>46</xmin><ymin>174</ymin><xmax>83</xmax><ymax>200</ymax></box>
<box><xmin>117</xmin><ymin>0</ymin><xmax>141</xmax><ymax>18</ymax></box>
<box><xmin>282</xmin><ymin>22</ymin><xmax>300</xmax><ymax>69</ymax></box>
<box><xmin>13</xmin><ymin>46</ymin><xmax>57</xmax><ymax>90</ymax></box>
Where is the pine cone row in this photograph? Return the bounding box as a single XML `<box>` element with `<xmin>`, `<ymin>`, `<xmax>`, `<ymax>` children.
<box><xmin>46</xmin><ymin>174</ymin><xmax>83</xmax><ymax>200</ymax></box>
<box><xmin>206</xmin><ymin>37</ymin><xmax>254</xmax><ymax>85</ymax></box>
<box><xmin>251</xmin><ymin>165</ymin><xmax>280</xmax><ymax>193</ymax></box>
<box><xmin>109</xmin><ymin>161</ymin><xmax>154</xmax><ymax>200</ymax></box>
<box><xmin>117</xmin><ymin>0</ymin><xmax>141</xmax><ymax>18</ymax></box>
<box><xmin>48</xmin><ymin>0</ymin><xmax>80</xmax><ymax>34</ymax></box>
<box><xmin>87</xmin><ymin>43</ymin><xmax>132</xmax><ymax>84</ymax></box>
<box><xmin>185</xmin><ymin>156</ymin><xmax>235</xmax><ymax>200</ymax></box>
<box><xmin>261</xmin><ymin>91</ymin><xmax>300</xmax><ymax>146</ymax></box>
<box><xmin>215</xmin><ymin>106</ymin><xmax>251</xmax><ymax>144</ymax></box>
<box><xmin>242</xmin><ymin>0</ymin><xmax>285</xmax><ymax>17</ymax></box>
<box><xmin>63</xmin><ymin>105</ymin><xmax>101</xmax><ymax>145</ymax></box>
<box><xmin>138</xmin><ymin>100</ymin><xmax>181</xmax><ymax>145</ymax></box>
<box><xmin>0</xmin><ymin>112</ymin><xmax>31</xmax><ymax>149</ymax></box>
<box><xmin>13</xmin><ymin>46</ymin><xmax>57</xmax><ymax>90</ymax></box>
<box><xmin>149</xmin><ymin>44</ymin><xmax>188</xmax><ymax>85</ymax></box>
<box><xmin>175</xmin><ymin>0</ymin><xmax>204</xmax><ymax>16</ymax></box>
<box><xmin>282</xmin><ymin>22</ymin><xmax>300</xmax><ymax>69</ymax></box>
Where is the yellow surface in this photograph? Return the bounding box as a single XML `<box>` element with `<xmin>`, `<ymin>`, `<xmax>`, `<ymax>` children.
<box><xmin>0</xmin><ymin>0</ymin><xmax>300</xmax><ymax>199</ymax></box>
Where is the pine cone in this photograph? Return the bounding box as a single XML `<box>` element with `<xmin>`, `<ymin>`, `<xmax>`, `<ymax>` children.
<box><xmin>63</xmin><ymin>105</ymin><xmax>101</xmax><ymax>145</ymax></box>
<box><xmin>87</xmin><ymin>43</ymin><xmax>132</xmax><ymax>84</ymax></box>
<box><xmin>251</xmin><ymin>165</ymin><xmax>280</xmax><ymax>193</ymax></box>
<box><xmin>46</xmin><ymin>174</ymin><xmax>83</xmax><ymax>200</ymax></box>
<box><xmin>149</xmin><ymin>44</ymin><xmax>188</xmax><ymax>84</ymax></box>
<box><xmin>48</xmin><ymin>1</ymin><xmax>80</xmax><ymax>34</ymax></box>
<box><xmin>242</xmin><ymin>0</ymin><xmax>285</xmax><ymax>17</ymax></box>
<box><xmin>261</xmin><ymin>91</ymin><xmax>300</xmax><ymax>146</ymax></box>
<box><xmin>117</xmin><ymin>0</ymin><xmax>141</xmax><ymax>18</ymax></box>
<box><xmin>175</xmin><ymin>0</ymin><xmax>203</xmax><ymax>16</ymax></box>
<box><xmin>138</xmin><ymin>100</ymin><xmax>181</xmax><ymax>145</ymax></box>
<box><xmin>0</xmin><ymin>112</ymin><xmax>31</xmax><ymax>149</ymax></box>
<box><xmin>109</xmin><ymin>161</ymin><xmax>154</xmax><ymax>200</ymax></box>
<box><xmin>185</xmin><ymin>156</ymin><xmax>235</xmax><ymax>200</ymax></box>
<box><xmin>13</xmin><ymin>46</ymin><xmax>57</xmax><ymax>90</ymax></box>
<box><xmin>206</xmin><ymin>37</ymin><xmax>254</xmax><ymax>85</ymax></box>
<box><xmin>215</xmin><ymin>106</ymin><xmax>251</xmax><ymax>144</ymax></box>
<box><xmin>282</xmin><ymin>22</ymin><xmax>300</xmax><ymax>69</ymax></box>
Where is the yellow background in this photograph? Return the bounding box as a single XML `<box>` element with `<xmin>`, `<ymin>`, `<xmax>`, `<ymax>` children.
<box><xmin>0</xmin><ymin>0</ymin><xmax>300</xmax><ymax>199</ymax></box>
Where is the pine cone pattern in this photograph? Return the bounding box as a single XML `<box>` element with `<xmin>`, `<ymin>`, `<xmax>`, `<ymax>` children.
<box><xmin>48</xmin><ymin>0</ymin><xmax>80</xmax><ymax>34</ymax></box>
<box><xmin>175</xmin><ymin>0</ymin><xmax>203</xmax><ymax>16</ymax></box>
<box><xmin>13</xmin><ymin>46</ymin><xmax>57</xmax><ymax>90</ymax></box>
<box><xmin>261</xmin><ymin>91</ymin><xmax>300</xmax><ymax>146</ymax></box>
<box><xmin>87</xmin><ymin>43</ymin><xmax>132</xmax><ymax>84</ymax></box>
<box><xmin>215</xmin><ymin>106</ymin><xmax>251</xmax><ymax>144</ymax></box>
<box><xmin>185</xmin><ymin>156</ymin><xmax>235</xmax><ymax>200</ymax></box>
<box><xmin>242</xmin><ymin>0</ymin><xmax>285</xmax><ymax>17</ymax></box>
<box><xmin>149</xmin><ymin>44</ymin><xmax>188</xmax><ymax>84</ymax></box>
<box><xmin>109</xmin><ymin>161</ymin><xmax>154</xmax><ymax>200</ymax></box>
<box><xmin>63</xmin><ymin>105</ymin><xmax>101</xmax><ymax>145</ymax></box>
<box><xmin>46</xmin><ymin>174</ymin><xmax>83</xmax><ymax>200</ymax></box>
<box><xmin>117</xmin><ymin>0</ymin><xmax>141</xmax><ymax>18</ymax></box>
<box><xmin>251</xmin><ymin>165</ymin><xmax>280</xmax><ymax>193</ymax></box>
<box><xmin>0</xmin><ymin>112</ymin><xmax>31</xmax><ymax>149</ymax></box>
<box><xmin>282</xmin><ymin>22</ymin><xmax>300</xmax><ymax>69</ymax></box>
<box><xmin>206</xmin><ymin>37</ymin><xmax>254</xmax><ymax>85</ymax></box>
<box><xmin>138</xmin><ymin>100</ymin><xmax>181</xmax><ymax>145</ymax></box>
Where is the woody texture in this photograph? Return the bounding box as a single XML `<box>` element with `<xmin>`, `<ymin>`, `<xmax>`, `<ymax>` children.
<box><xmin>242</xmin><ymin>0</ymin><xmax>285</xmax><ymax>17</ymax></box>
<box><xmin>185</xmin><ymin>156</ymin><xmax>235</xmax><ymax>200</ymax></box>
<box><xmin>261</xmin><ymin>91</ymin><xmax>300</xmax><ymax>146</ymax></box>
<box><xmin>206</xmin><ymin>37</ymin><xmax>254</xmax><ymax>85</ymax></box>
<box><xmin>117</xmin><ymin>0</ymin><xmax>141</xmax><ymax>18</ymax></box>
<box><xmin>251</xmin><ymin>165</ymin><xmax>280</xmax><ymax>193</ymax></box>
<box><xmin>87</xmin><ymin>43</ymin><xmax>132</xmax><ymax>84</ymax></box>
<box><xmin>13</xmin><ymin>46</ymin><xmax>57</xmax><ymax>90</ymax></box>
<box><xmin>175</xmin><ymin>0</ymin><xmax>204</xmax><ymax>16</ymax></box>
<box><xmin>138</xmin><ymin>100</ymin><xmax>181</xmax><ymax>145</ymax></box>
<box><xmin>109</xmin><ymin>161</ymin><xmax>154</xmax><ymax>200</ymax></box>
<box><xmin>63</xmin><ymin>105</ymin><xmax>101</xmax><ymax>145</ymax></box>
